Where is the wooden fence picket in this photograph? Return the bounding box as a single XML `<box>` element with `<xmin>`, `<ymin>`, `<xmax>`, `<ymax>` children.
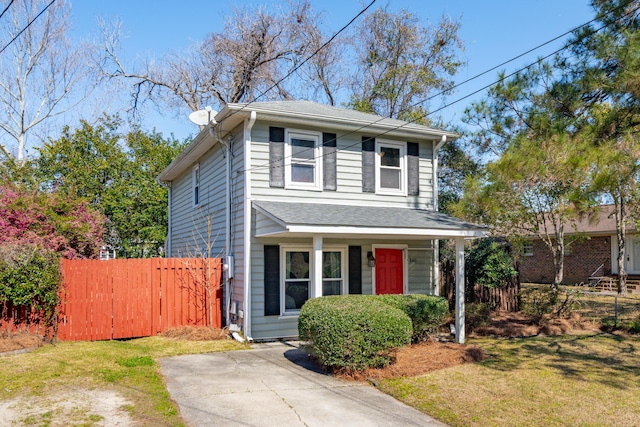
<box><xmin>1</xmin><ymin>258</ymin><xmax>223</xmax><ymax>341</ymax></box>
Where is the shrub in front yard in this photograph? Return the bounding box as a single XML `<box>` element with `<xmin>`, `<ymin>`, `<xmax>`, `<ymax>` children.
<box><xmin>374</xmin><ymin>294</ymin><xmax>449</xmax><ymax>341</ymax></box>
<box><xmin>298</xmin><ymin>295</ymin><xmax>412</xmax><ymax>372</ymax></box>
<box><xmin>520</xmin><ymin>285</ymin><xmax>581</xmax><ymax>321</ymax></box>
<box><xmin>0</xmin><ymin>244</ymin><xmax>61</xmax><ymax>335</ymax></box>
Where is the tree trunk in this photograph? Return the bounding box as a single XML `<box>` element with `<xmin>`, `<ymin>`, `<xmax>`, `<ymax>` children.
<box><xmin>615</xmin><ymin>200</ymin><xmax>628</xmax><ymax>295</ymax></box>
<box><xmin>617</xmin><ymin>228</ymin><xmax>627</xmax><ymax>294</ymax></box>
<box><xmin>553</xmin><ymin>243</ymin><xmax>564</xmax><ymax>291</ymax></box>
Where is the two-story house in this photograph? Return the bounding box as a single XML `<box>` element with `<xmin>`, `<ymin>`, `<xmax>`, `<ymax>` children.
<box><xmin>158</xmin><ymin>101</ymin><xmax>484</xmax><ymax>343</ymax></box>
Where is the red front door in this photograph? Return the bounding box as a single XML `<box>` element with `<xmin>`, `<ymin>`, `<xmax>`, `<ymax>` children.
<box><xmin>375</xmin><ymin>248</ymin><xmax>404</xmax><ymax>294</ymax></box>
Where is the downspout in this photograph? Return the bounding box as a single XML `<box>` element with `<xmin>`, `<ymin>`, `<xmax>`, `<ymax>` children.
<box><xmin>243</xmin><ymin>111</ymin><xmax>257</xmax><ymax>341</ymax></box>
<box><xmin>432</xmin><ymin>135</ymin><xmax>446</xmax><ymax>295</ymax></box>
<box><xmin>209</xmin><ymin>126</ymin><xmax>233</xmax><ymax>328</ymax></box>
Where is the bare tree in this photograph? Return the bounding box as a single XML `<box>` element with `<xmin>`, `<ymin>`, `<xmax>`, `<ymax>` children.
<box><xmin>0</xmin><ymin>0</ymin><xmax>91</xmax><ymax>161</ymax></box>
<box><xmin>100</xmin><ymin>0</ymin><xmax>326</xmax><ymax>115</ymax></box>
<box><xmin>348</xmin><ymin>7</ymin><xmax>463</xmax><ymax>123</ymax></box>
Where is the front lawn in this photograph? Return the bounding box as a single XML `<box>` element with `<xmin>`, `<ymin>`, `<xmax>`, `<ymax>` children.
<box><xmin>378</xmin><ymin>333</ymin><xmax>640</xmax><ymax>426</ymax></box>
<box><xmin>0</xmin><ymin>334</ymin><xmax>245</xmax><ymax>426</ymax></box>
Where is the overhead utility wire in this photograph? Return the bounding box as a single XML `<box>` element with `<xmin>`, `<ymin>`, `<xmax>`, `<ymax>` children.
<box><xmin>215</xmin><ymin>0</ymin><xmax>376</xmax><ymax>126</ymax></box>
<box><xmin>0</xmin><ymin>0</ymin><xmax>15</xmax><ymax>21</ymax></box>
<box><xmin>314</xmin><ymin>0</ymin><xmax>629</xmax><ymax>146</ymax></box>
<box><xmin>242</xmin><ymin>1</ymin><xmax>631</xmax><ymax>174</ymax></box>
<box><xmin>0</xmin><ymin>0</ymin><xmax>55</xmax><ymax>56</ymax></box>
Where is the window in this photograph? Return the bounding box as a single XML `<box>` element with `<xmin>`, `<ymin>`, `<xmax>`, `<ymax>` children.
<box><xmin>285</xmin><ymin>130</ymin><xmax>322</xmax><ymax>190</ymax></box>
<box><xmin>522</xmin><ymin>242</ymin><xmax>533</xmax><ymax>257</ymax></box>
<box><xmin>376</xmin><ymin>140</ymin><xmax>406</xmax><ymax>194</ymax></box>
<box><xmin>280</xmin><ymin>246</ymin><xmax>346</xmax><ymax>314</ymax></box>
<box><xmin>323</xmin><ymin>249</ymin><xmax>346</xmax><ymax>296</ymax></box>
<box><xmin>564</xmin><ymin>245</ymin><xmax>572</xmax><ymax>256</ymax></box>
<box><xmin>192</xmin><ymin>163</ymin><xmax>200</xmax><ymax>207</ymax></box>
<box><xmin>283</xmin><ymin>249</ymin><xmax>310</xmax><ymax>313</ymax></box>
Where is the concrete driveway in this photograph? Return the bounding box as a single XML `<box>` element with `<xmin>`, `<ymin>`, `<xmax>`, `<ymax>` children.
<box><xmin>160</xmin><ymin>341</ymin><xmax>446</xmax><ymax>427</ymax></box>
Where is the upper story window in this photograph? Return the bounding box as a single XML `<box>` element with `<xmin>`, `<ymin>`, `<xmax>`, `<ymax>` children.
<box><xmin>285</xmin><ymin>130</ymin><xmax>322</xmax><ymax>190</ymax></box>
<box><xmin>192</xmin><ymin>163</ymin><xmax>200</xmax><ymax>207</ymax></box>
<box><xmin>376</xmin><ymin>140</ymin><xmax>406</xmax><ymax>195</ymax></box>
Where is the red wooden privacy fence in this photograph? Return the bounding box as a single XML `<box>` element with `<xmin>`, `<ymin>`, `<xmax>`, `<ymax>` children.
<box><xmin>0</xmin><ymin>258</ymin><xmax>222</xmax><ymax>341</ymax></box>
<box><xmin>57</xmin><ymin>258</ymin><xmax>222</xmax><ymax>341</ymax></box>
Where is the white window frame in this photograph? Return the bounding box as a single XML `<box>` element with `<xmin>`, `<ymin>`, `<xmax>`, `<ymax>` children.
<box><xmin>192</xmin><ymin>163</ymin><xmax>200</xmax><ymax>207</ymax></box>
<box><xmin>522</xmin><ymin>242</ymin><xmax>534</xmax><ymax>257</ymax></box>
<box><xmin>375</xmin><ymin>139</ymin><xmax>407</xmax><ymax>195</ymax></box>
<box><xmin>284</xmin><ymin>129</ymin><xmax>322</xmax><ymax>191</ymax></box>
<box><xmin>281</xmin><ymin>245</ymin><xmax>312</xmax><ymax>316</ymax></box>
<box><xmin>321</xmin><ymin>246</ymin><xmax>348</xmax><ymax>297</ymax></box>
<box><xmin>280</xmin><ymin>245</ymin><xmax>347</xmax><ymax>316</ymax></box>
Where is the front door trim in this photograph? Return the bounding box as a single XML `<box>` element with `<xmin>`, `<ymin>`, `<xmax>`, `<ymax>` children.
<box><xmin>372</xmin><ymin>244</ymin><xmax>408</xmax><ymax>295</ymax></box>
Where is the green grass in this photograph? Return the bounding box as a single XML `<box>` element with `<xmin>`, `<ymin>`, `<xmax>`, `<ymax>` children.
<box><xmin>378</xmin><ymin>333</ymin><xmax>640</xmax><ymax>426</ymax></box>
<box><xmin>0</xmin><ymin>336</ymin><xmax>246</xmax><ymax>426</ymax></box>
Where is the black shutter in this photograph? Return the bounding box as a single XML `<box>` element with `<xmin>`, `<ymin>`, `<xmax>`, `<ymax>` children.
<box><xmin>269</xmin><ymin>127</ymin><xmax>285</xmax><ymax>188</ymax></box>
<box><xmin>264</xmin><ymin>245</ymin><xmax>280</xmax><ymax>315</ymax></box>
<box><xmin>323</xmin><ymin>132</ymin><xmax>337</xmax><ymax>191</ymax></box>
<box><xmin>348</xmin><ymin>246</ymin><xmax>362</xmax><ymax>294</ymax></box>
<box><xmin>362</xmin><ymin>137</ymin><xmax>375</xmax><ymax>193</ymax></box>
<box><xmin>407</xmin><ymin>142</ymin><xmax>419</xmax><ymax>196</ymax></box>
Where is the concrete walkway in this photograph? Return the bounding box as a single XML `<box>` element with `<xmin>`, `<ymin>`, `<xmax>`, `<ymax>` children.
<box><xmin>160</xmin><ymin>341</ymin><xmax>446</xmax><ymax>427</ymax></box>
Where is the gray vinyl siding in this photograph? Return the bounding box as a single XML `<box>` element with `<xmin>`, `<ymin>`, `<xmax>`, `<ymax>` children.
<box><xmin>169</xmin><ymin>142</ymin><xmax>226</xmax><ymax>258</ymax></box>
<box><xmin>249</xmin><ymin>122</ymin><xmax>435</xmax><ymax>209</ymax></box>
<box><xmin>249</xmin><ymin>237</ymin><xmax>435</xmax><ymax>340</ymax></box>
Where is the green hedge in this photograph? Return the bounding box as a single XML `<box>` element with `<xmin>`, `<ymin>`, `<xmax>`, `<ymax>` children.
<box><xmin>374</xmin><ymin>294</ymin><xmax>449</xmax><ymax>341</ymax></box>
<box><xmin>0</xmin><ymin>244</ymin><xmax>61</xmax><ymax>334</ymax></box>
<box><xmin>298</xmin><ymin>295</ymin><xmax>412</xmax><ymax>372</ymax></box>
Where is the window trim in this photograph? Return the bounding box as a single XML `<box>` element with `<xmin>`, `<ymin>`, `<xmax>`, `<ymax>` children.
<box><xmin>322</xmin><ymin>246</ymin><xmax>347</xmax><ymax>297</ymax></box>
<box><xmin>279</xmin><ymin>244</ymin><xmax>347</xmax><ymax>316</ymax></box>
<box><xmin>280</xmin><ymin>245</ymin><xmax>312</xmax><ymax>316</ymax></box>
<box><xmin>375</xmin><ymin>139</ymin><xmax>407</xmax><ymax>195</ymax></box>
<box><xmin>192</xmin><ymin>163</ymin><xmax>200</xmax><ymax>207</ymax></box>
<box><xmin>522</xmin><ymin>242</ymin><xmax>534</xmax><ymax>257</ymax></box>
<box><xmin>284</xmin><ymin>129</ymin><xmax>323</xmax><ymax>191</ymax></box>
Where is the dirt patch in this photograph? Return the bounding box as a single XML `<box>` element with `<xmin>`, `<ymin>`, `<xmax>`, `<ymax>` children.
<box><xmin>340</xmin><ymin>340</ymin><xmax>485</xmax><ymax>381</ymax></box>
<box><xmin>0</xmin><ymin>389</ymin><xmax>134</xmax><ymax>426</ymax></box>
<box><xmin>162</xmin><ymin>325</ymin><xmax>229</xmax><ymax>340</ymax></box>
<box><xmin>471</xmin><ymin>312</ymin><xmax>600</xmax><ymax>338</ymax></box>
<box><xmin>0</xmin><ymin>330</ymin><xmax>43</xmax><ymax>354</ymax></box>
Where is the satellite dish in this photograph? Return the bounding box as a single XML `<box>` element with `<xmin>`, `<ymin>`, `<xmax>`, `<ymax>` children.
<box><xmin>189</xmin><ymin>107</ymin><xmax>217</xmax><ymax>126</ymax></box>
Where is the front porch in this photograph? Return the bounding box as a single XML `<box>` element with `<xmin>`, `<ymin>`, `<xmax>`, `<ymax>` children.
<box><xmin>249</xmin><ymin>201</ymin><xmax>486</xmax><ymax>343</ymax></box>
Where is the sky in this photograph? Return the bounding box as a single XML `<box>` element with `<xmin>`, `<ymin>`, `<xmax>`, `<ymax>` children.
<box><xmin>67</xmin><ymin>0</ymin><xmax>596</xmax><ymax>141</ymax></box>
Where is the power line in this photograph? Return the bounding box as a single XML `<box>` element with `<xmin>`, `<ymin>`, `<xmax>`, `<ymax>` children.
<box><xmin>241</xmin><ymin>1</ymin><xmax>631</xmax><ymax>175</ymax></box>
<box><xmin>0</xmin><ymin>0</ymin><xmax>15</xmax><ymax>21</ymax></box>
<box><xmin>0</xmin><ymin>0</ymin><xmax>55</xmax><ymax>56</ymax></box>
<box><xmin>215</xmin><ymin>0</ymin><xmax>376</xmax><ymax>126</ymax></box>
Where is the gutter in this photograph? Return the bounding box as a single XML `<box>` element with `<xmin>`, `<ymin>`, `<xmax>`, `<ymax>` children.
<box><xmin>243</xmin><ymin>111</ymin><xmax>257</xmax><ymax>341</ymax></box>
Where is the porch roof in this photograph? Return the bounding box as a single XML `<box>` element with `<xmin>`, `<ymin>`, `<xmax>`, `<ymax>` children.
<box><xmin>253</xmin><ymin>200</ymin><xmax>486</xmax><ymax>239</ymax></box>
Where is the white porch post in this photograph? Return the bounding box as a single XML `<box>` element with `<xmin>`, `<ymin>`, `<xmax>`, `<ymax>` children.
<box><xmin>313</xmin><ymin>236</ymin><xmax>323</xmax><ymax>298</ymax></box>
<box><xmin>455</xmin><ymin>237</ymin><xmax>465</xmax><ymax>344</ymax></box>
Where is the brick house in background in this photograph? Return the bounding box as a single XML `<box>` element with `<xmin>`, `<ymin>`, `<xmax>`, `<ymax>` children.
<box><xmin>519</xmin><ymin>205</ymin><xmax>636</xmax><ymax>284</ymax></box>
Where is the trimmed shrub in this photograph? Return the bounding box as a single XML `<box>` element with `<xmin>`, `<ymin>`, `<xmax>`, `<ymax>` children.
<box><xmin>298</xmin><ymin>295</ymin><xmax>412</xmax><ymax>372</ymax></box>
<box><xmin>374</xmin><ymin>294</ymin><xmax>449</xmax><ymax>341</ymax></box>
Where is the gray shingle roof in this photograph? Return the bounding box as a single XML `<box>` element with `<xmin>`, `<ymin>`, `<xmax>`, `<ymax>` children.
<box><xmin>253</xmin><ymin>200</ymin><xmax>484</xmax><ymax>231</ymax></box>
<box><xmin>227</xmin><ymin>100</ymin><xmax>458</xmax><ymax>138</ymax></box>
